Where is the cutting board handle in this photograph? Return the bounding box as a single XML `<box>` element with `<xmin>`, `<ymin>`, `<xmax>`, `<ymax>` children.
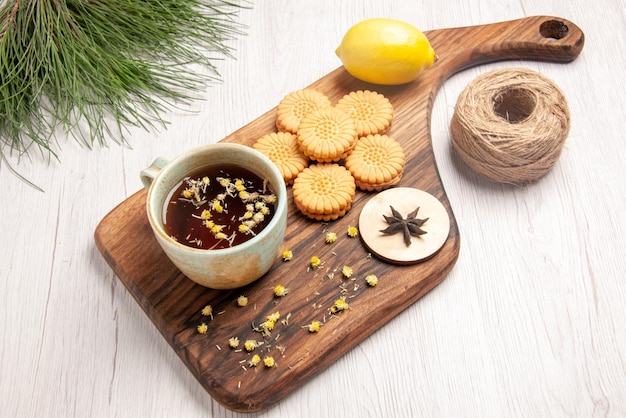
<box><xmin>426</xmin><ymin>16</ymin><xmax>585</xmax><ymax>77</ymax></box>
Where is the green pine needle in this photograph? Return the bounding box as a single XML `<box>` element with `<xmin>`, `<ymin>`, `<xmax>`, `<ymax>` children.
<box><xmin>0</xmin><ymin>0</ymin><xmax>248</xmax><ymax>188</ymax></box>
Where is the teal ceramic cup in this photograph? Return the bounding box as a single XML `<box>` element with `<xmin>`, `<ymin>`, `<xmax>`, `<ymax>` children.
<box><xmin>140</xmin><ymin>143</ymin><xmax>287</xmax><ymax>289</ymax></box>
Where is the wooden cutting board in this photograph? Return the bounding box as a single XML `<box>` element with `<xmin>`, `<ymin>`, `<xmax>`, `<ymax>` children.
<box><xmin>94</xmin><ymin>16</ymin><xmax>584</xmax><ymax>412</ymax></box>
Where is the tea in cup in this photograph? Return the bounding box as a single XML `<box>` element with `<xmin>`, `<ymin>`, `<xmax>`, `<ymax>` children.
<box><xmin>140</xmin><ymin>143</ymin><xmax>287</xmax><ymax>289</ymax></box>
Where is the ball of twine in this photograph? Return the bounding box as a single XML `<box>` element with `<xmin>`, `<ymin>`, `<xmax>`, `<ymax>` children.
<box><xmin>450</xmin><ymin>68</ymin><xmax>570</xmax><ymax>184</ymax></box>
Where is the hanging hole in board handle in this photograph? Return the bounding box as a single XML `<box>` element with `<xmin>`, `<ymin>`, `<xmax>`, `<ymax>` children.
<box><xmin>539</xmin><ymin>19</ymin><xmax>569</xmax><ymax>40</ymax></box>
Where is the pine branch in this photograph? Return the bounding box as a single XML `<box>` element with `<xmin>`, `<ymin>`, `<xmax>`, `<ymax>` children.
<box><xmin>0</xmin><ymin>0</ymin><xmax>248</xmax><ymax>188</ymax></box>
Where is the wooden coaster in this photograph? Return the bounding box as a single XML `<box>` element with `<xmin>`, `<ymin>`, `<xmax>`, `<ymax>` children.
<box><xmin>358</xmin><ymin>187</ymin><xmax>451</xmax><ymax>264</ymax></box>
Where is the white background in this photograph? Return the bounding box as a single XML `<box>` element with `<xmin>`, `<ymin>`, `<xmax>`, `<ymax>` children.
<box><xmin>1</xmin><ymin>0</ymin><xmax>625</xmax><ymax>417</ymax></box>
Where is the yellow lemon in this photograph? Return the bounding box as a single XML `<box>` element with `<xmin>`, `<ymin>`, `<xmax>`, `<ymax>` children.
<box><xmin>336</xmin><ymin>18</ymin><xmax>436</xmax><ymax>85</ymax></box>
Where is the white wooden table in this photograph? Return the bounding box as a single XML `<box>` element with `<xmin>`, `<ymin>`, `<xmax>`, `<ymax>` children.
<box><xmin>2</xmin><ymin>1</ymin><xmax>625</xmax><ymax>416</ymax></box>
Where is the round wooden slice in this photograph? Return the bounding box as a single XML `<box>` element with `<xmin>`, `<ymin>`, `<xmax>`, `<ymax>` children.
<box><xmin>358</xmin><ymin>187</ymin><xmax>450</xmax><ymax>264</ymax></box>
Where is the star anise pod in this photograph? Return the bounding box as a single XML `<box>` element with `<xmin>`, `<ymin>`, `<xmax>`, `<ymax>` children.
<box><xmin>379</xmin><ymin>205</ymin><xmax>428</xmax><ymax>246</ymax></box>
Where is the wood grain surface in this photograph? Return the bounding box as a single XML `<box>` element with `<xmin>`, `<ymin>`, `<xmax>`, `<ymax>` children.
<box><xmin>94</xmin><ymin>16</ymin><xmax>583</xmax><ymax>412</ymax></box>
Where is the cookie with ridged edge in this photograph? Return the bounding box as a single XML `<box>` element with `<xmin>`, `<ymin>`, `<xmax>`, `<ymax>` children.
<box><xmin>335</xmin><ymin>90</ymin><xmax>394</xmax><ymax>136</ymax></box>
<box><xmin>253</xmin><ymin>132</ymin><xmax>309</xmax><ymax>185</ymax></box>
<box><xmin>276</xmin><ymin>89</ymin><xmax>332</xmax><ymax>134</ymax></box>
<box><xmin>296</xmin><ymin>107</ymin><xmax>358</xmax><ymax>163</ymax></box>
<box><xmin>292</xmin><ymin>163</ymin><xmax>356</xmax><ymax>221</ymax></box>
<box><xmin>345</xmin><ymin>134</ymin><xmax>406</xmax><ymax>191</ymax></box>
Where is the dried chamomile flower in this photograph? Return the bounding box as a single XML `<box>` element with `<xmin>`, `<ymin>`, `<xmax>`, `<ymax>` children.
<box><xmin>310</xmin><ymin>256</ymin><xmax>322</xmax><ymax>269</ymax></box>
<box><xmin>342</xmin><ymin>265</ymin><xmax>353</xmax><ymax>278</ymax></box>
<box><xmin>244</xmin><ymin>340</ymin><xmax>263</xmax><ymax>352</ymax></box>
<box><xmin>330</xmin><ymin>297</ymin><xmax>349</xmax><ymax>314</ymax></box>
<box><xmin>282</xmin><ymin>250</ymin><xmax>293</xmax><ymax>261</ymax></box>
<box><xmin>248</xmin><ymin>354</ymin><xmax>261</xmax><ymax>367</ymax></box>
<box><xmin>210</xmin><ymin>199</ymin><xmax>224</xmax><ymax>213</ymax></box>
<box><xmin>347</xmin><ymin>225</ymin><xmax>359</xmax><ymax>237</ymax></box>
<box><xmin>214</xmin><ymin>232</ymin><xmax>228</xmax><ymax>240</ymax></box>
<box><xmin>274</xmin><ymin>284</ymin><xmax>289</xmax><ymax>297</ymax></box>
<box><xmin>365</xmin><ymin>274</ymin><xmax>379</xmax><ymax>287</ymax></box>
<box><xmin>238</xmin><ymin>224</ymin><xmax>255</xmax><ymax>235</ymax></box>
<box><xmin>234</xmin><ymin>179</ymin><xmax>246</xmax><ymax>192</ymax></box>
<box><xmin>197</xmin><ymin>323</ymin><xmax>208</xmax><ymax>334</ymax></box>
<box><xmin>267</xmin><ymin>312</ymin><xmax>281</xmax><ymax>323</ymax></box>
<box><xmin>237</xmin><ymin>295</ymin><xmax>249</xmax><ymax>307</ymax></box>
<box><xmin>228</xmin><ymin>337</ymin><xmax>240</xmax><ymax>349</ymax></box>
<box><xmin>307</xmin><ymin>320</ymin><xmax>322</xmax><ymax>333</ymax></box>
<box><xmin>255</xmin><ymin>314</ymin><xmax>279</xmax><ymax>337</ymax></box>
<box><xmin>325</xmin><ymin>232</ymin><xmax>337</xmax><ymax>243</ymax></box>
<box><xmin>263</xmin><ymin>194</ymin><xmax>278</xmax><ymax>204</ymax></box>
<box><xmin>218</xmin><ymin>177</ymin><xmax>231</xmax><ymax>187</ymax></box>
<box><xmin>260</xmin><ymin>319</ymin><xmax>275</xmax><ymax>333</ymax></box>
<box><xmin>263</xmin><ymin>356</ymin><xmax>276</xmax><ymax>368</ymax></box>
<box><xmin>253</xmin><ymin>212</ymin><xmax>265</xmax><ymax>224</ymax></box>
<box><xmin>201</xmin><ymin>305</ymin><xmax>213</xmax><ymax>319</ymax></box>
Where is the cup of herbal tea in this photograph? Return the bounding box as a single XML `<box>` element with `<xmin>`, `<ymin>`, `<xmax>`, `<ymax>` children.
<box><xmin>140</xmin><ymin>143</ymin><xmax>288</xmax><ymax>289</ymax></box>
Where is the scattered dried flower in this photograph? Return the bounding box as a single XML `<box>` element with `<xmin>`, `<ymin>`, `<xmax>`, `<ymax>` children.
<box><xmin>267</xmin><ymin>312</ymin><xmax>281</xmax><ymax>323</ymax></box>
<box><xmin>347</xmin><ymin>226</ymin><xmax>359</xmax><ymax>237</ymax></box>
<box><xmin>244</xmin><ymin>339</ymin><xmax>263</xmax><ymax>352</ymax></box>
<box><xmin>282</xmin><ymin>250</ymin><xmax>293</xmax><ymax>261</ymax></box>
<box><xmin>342</xmin><ymin>265</ymin><xmax>353</xmax><ymax>278</ymax></box>
<box><xmin>201</xmin><ymin>305</ymin><xmax>213</xmax><ymax>319</ymax></box>
<box><xmin>310</xmin><ymin>256</ymin><xmax>322</xmax><ymax>269</ymax></box>
<box><xmin>237</xmin><ymin>295</ymin><xmax>248</xmax><ymax>307</ymax></box>
<box><xmin>248</xmin><ymin>354</ymin><xmax>261</xmax><ymax>367</ymax></box>
<box><xmin>325</xmin><ymin>232</ymin><xmax>337</xmax><ymax>243</ymax></box>
<box><xmin>274</xmin><ymin>284</ymin><xmax>289</xmax><ymax>297</ymax></box>
<box><xmin>365</xmin><ymin>274</ymin><xmax>379</xmax><ymax>287</ymax></box>
<box><xmin>330</xmin><ymin>297</ymin><xmax>349</xmax><ymax>314</ymax></box>
<box><xmin>307</xmin><ymin>320</ymin><xmax>322</xmax><ymax>333</ymax></box>
<box><xmin>260</xmin><ymin>319</ymin><xmax>275</xmax><ymax>333</ymax></box>
<box><xmin>228</xmin><ymin>337</ymin><xmax>240</xmax><ymax>348</ymax></box>
<box><xmin>263</xmin><ymin>356</ymin><xmax>276</xmax><ymax>368</ymax></box>
<box><xmin>197</xmin><ymin>323</ymin><xmax>208</xmax><ymax>334</ymax></box>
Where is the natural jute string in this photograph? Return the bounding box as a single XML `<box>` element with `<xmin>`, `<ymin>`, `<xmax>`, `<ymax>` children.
<box><xmin>450</xmin><ymin>68</ymin><xmax>570</xmax><ymax>184</ymax></box>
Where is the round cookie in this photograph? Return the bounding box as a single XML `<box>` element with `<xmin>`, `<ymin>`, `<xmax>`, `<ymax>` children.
<box><xmin>276</xmin><ymin>89</ymin><xmax>332</xmax><ymax>134</ymax></box>
<box><xmin>253</xmin><ymin>131</ymin><xmax>309</xmax><ymax>184</ymax></box>
<box><xmin>345</xmin><ymin>134</ymin><xmax>405</xmax><ymax>191</ymax></box>
<box><xmin>292</xmin><ymin>163</ymin><xmax>356</xmax><ymax>221</ymax></box>
<box><xmin>297</xmin><ymin>107</ymin><xmax>358</xmax><ymax>163</ymax></box>
<box><xmin>335</xmin><ymin>90</ymin><xmax>394</xmax><ymax>136</ymax></box>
